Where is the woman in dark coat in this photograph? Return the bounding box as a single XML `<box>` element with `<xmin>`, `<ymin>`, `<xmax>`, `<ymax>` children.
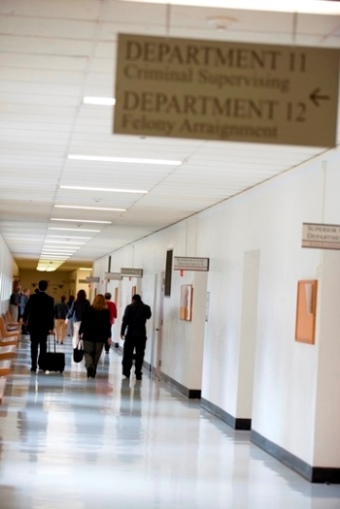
<box><xmin>79</xmin><ymin>294</ymin><xmax>112</xmax><ymax>378</ymax></box>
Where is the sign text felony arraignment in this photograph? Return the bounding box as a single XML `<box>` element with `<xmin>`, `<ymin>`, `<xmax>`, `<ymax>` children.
<box><xmin>114</xmin><ymin>34</ymin><xmax>339</xmax><ymax>147</ymax></box>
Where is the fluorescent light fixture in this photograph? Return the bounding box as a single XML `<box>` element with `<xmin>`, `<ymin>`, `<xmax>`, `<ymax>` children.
<box><xmin>67</xmin><ymin>155</ymin><xmax>182</xmax><ymax>166</ymax></box>
<box><xmin>44</xmin><ymin>240</ymin><xmax>86</xmax><ymax>245</ymax></box>
<box><xmin>55</xmin><ymin>205</ymin><xmax>126</xmax><ymax>212</ymax></box>
<box><xmin>37</xmin><ymin>261</ymin><xmax>65</xmax><ymax>272</ymax></box>
<box><xmin>41</xmin><ymin>257</ymin><xmax>72</xmax><ymax>260</ymax></box>
<box><xmin>79</xmin><ymin>267</ymin><xmax>93</xmax><ymax>271</ymax></box>
<box><xmin>51</xmin><ymin>218</ymin><xmax>112</xmax><ymax>224</ymax></box>
<box><xmin>60</xmin><ymin>185</ymin><xmax>147</xmax><ymax>194</ymax></box>
<box><xmin>47</xmin><ymin>235</ymin><xmax>92</xmax><ymax>240</ymax></box>
<box><xmin>48</xmin><ymin>227</ymin><xmax>101</xmax><ymax>232</ymax></box>
<box><xmin>40</xmin><ymin>256</ymin><xmax>70</xmax><ymax>260</ymax></box>
<box><xmin>42</xmin><ymin>251</ymin><xmax>77</xmax><ymax>255</ymax></box>
<box><xmin>42</xmin><ymin>252</ymin><xmax>78</xmax><ymax>256</ymax></box>
<box><xmin>40</xmin><ymin>257</ymin><xmax>72</xmax><ymax>260</ymax></box>
<box><xmin>119</xmin><ymin>0</ymin><xmax>340</xmax><ymax>15</ymax></box>
<box><xmin>40</xmin><ymin>251</ymin><xmax>74</xmax><ymax>257</ymax></box>
<box><xmin>42</xmin><ymin>246</ymin><xmax>78</xmax><ymax>249</ymax></box>
<box><xmin>83</xmin><ymin>96</ymin><xmax>116</xmax><ymax>106</ymax></box>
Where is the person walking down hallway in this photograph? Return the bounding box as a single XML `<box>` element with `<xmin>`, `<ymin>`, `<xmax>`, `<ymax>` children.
<box><xmin>120</xmin><ymin>294</ymin><xmax>152</xmax><ymax>380</ymax></box>
<box><xmin>79</xmin><ymin>294</ymin><xmax>112</xmax><ymax>379</ymax></box>
<box><xmin>9</xmin><ymin>286</ymin><xmax>21</xmax><ymax>322</ymax></box>
<box><xmin>54</xmin><ymin>295</ymin><xmax>68</xmax><ymax>344</ymax></box>
<box><xmin>104</xmin><ymin>292</ymin><xmax>117</xmax><ymax>353</ymax></box>
<box><xmin>65</xmin><ymin>290</ymin><xmax>90</xmax><ymax>349</ymax></box>
<box><xmin>66</xmin><ymin>295</ymin><xmax>75</xmax><ymax>338</ymax></box>
<box><xmin>23</xmin><ymin>280</ymin><xmax>54</xmax><ymax>372</ymax></box>
<box><xmin>19</xmin><ymin>288</ymin><xmax>30</xmax><ymax>334</ymax></box>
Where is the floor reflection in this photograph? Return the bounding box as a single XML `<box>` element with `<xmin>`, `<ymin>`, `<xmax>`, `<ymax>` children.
<box><xmin>0</xmin><ymin>337</ymin><xmax>339</xmax><ymax>509</ymax></box>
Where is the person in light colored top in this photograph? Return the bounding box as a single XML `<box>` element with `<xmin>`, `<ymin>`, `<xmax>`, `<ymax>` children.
<box><xmin>65</xmin><ymin>290</ymin><xmax>90</xmax><ymax>349</ymax></box>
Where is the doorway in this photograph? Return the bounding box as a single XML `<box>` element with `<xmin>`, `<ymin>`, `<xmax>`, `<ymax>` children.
<box><xmin>237</xmin><ymin>249</ymin><xmax>260</xmax><ymax>420</ymax></box>
<box><xmin>150</xmin><ymin>272</ymin><xmax>165</xmax><ymax>378</ymax></box>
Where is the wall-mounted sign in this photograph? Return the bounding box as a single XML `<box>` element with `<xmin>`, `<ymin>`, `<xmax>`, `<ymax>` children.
<box><xmin>114</xmin><ymin>34</ymin><xmax>339</xmax><ymax>147</ymax></box>
<box><xmin>302</xmin><ymin>222</ymin><xmax>340</xmax><ymax>250</ymax></box>
<box><xmin>86</xmin><ymin>276</ymin><xmax>100</xmax><ymax>283</ymax></box>
<box><xmin>104</xmin><ymin>272</ymin><xmax>122</xmax><ymax>280</ymax></box>
<box><xmin>78</xmin><ymin>279</ymin><xmax>88</xmax><ymax>284</ymax></box>
<box><xmin>120</xmin><ymin>268</ymin><xmax>143</xmax><ymax>278</ymax></box>
<box><xmin>174</xmin><ymin>256</ymin><xmax>209</xmax><ymax>272</ymax></box>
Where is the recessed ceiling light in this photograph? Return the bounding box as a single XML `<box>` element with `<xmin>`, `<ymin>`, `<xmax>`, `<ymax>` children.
<box><xmin>67</xmin><ymin>155</ymin><xmax>182</xmax><ymax>165</ymax></box>
<box><xmin>45</xmin><ymin>240</ymin><xmax>86</xmax><ymax>245</ymax></box>
<box><xmin>42</xmin><ymin>244</ymin><xmax>79</xmax><ymax>248</ymax></box>
<box><xmin>54</xmin><ymin>205</ymin><xmax>126</xmax><ymax>212</ymax></box>
<box><xmin>42</xmin><ymin>250</ymin><xmax>78</xmax><ymax>254</ymax></box>
<box><xmin>47</xmin><ymin>235</ymin><xmax>92</xmax><ymax>239</ymax></box>
<box><xmin>48</xmin><ymin>227</ymin><xmax>101</xmax><ymax>232</ymax></box>
<box><xmin>42</xmin><ymin>248</ymin><xmax>76</xmax><ymax>251</ymax></box>
<box><xmin>60</xmin><ymin>185</ymin><xmax>148</xmax><ymax>194</ymax></box>
<box><xmin>40</xmin><ymin>256</ymin><xmax>70</xmax><ymax>260</ymax></box>
<box><xmin>41</xmin><ymin>249</ymin><xmax>75</xmax><ymax>253</ymax></box>
<box><xmin>83</xmin><ymin>97</ymin><xmax>116</xmax><ymax>106</ymax></box>
<box><xmin>51</xmin><ymin>218</ymin><xmax>112</xmax><ymax>224</ymax></box>
<box><xmin>37</xmin><ymin>261</ymin><xmax>65</xmax><ymax>272</ymax></box>
<box><xmin>79</xmin><ymin>267</ymin><xmax>93</xmax><ymax>271</ymax></box>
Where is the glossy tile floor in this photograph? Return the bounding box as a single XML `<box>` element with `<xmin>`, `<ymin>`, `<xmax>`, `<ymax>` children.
<box><xmin>1</xmin><ymin>337</ymin><xmax>340</xmax><ymax>509</ymax></box>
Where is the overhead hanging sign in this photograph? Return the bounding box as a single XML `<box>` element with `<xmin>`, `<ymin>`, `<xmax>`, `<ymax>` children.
<box><xmin>174</xmin><ymin>256</ymin><xmax>210</xmax><ymax>272</ymax></box>
<box><xmin>302</xmin><ymin>222</ymin><xmax>340</xmax><ymax>250</ymax></box>
<box><xmin>104</xmin><ymin>272</ymin><xmax>122</xmax><ymax>280</ymax></box>
<box><xmin>114</xmin><ymin>34</ymin><xmax>339</xmax><ymax>147</ymax></box>
<box><xmin>86</xmin><ymin>276</ymin><xmax>100</xmax><ymax>283</ymax></box>
<box><xmin>121</xmin><ymin>267</ymin><xmax>143</xmax><ymax>277</ymax></box>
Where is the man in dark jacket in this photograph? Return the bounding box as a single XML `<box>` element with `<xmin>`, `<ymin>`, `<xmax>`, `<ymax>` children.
<box><xmin>23</xmin><ymin>280</ymin><xmax>54</xmax><ymax>372</ymax></box>
<box><xmin>120</xmin><ymin>294</ymin><xmax>152</xmax><ymax>380</ymax></box>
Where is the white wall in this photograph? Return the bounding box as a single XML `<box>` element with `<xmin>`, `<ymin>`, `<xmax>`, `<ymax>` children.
<box><xmin>94</xmin><ymin>150</ymin><xmax>340</xmax><ymax>470</ymax></box>
<box><xmin>312</xmin><ymin>158</ymin><xmax>340</xmax><ymax>468</ymax></box>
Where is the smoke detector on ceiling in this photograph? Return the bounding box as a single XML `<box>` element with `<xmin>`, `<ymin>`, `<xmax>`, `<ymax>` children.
<box><xmin>207</xmin><ymin>16</ymin><xmax>237</xmax><ymax>30</ymax></box>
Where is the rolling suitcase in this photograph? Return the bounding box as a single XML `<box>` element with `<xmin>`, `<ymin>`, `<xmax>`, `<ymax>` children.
<box><xmin>40</xmin><ymin>335</ymin><xmax>65</xmax><ymax>373</ymax></box>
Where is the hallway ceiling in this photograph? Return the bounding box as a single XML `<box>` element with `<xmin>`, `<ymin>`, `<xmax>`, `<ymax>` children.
<box><xmin>1</xmin><ymin>0</ymin><xmax>340</xmax><ymax>272</ymax></box>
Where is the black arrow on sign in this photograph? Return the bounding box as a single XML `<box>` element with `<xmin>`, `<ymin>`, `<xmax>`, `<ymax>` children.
<box><xmin>309</xmin><ymin>88</ymin><xmax>330</xmax><ymax>107</ymax></box>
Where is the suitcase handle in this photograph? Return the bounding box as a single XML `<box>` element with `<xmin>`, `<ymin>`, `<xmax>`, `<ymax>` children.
<box><xmin>47</xmin><ymin>333</ymin><xmax>56</xmax><ymax>353</ymax></box>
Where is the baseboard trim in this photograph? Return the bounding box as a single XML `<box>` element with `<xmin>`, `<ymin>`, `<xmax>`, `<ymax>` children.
<box><xmin>143</xmin><ymin>361</ymin><xmax>201</xmax><ymax>398</ymax></box>
<box><xmin>251</xmin><ymin>429</ymin><xmax>340</xmax><ymax>484</ymax></box>
<box><xmin>160</xmin><ymin>371</ymin><xmax>201</xmax><ymax>399</ymax></box>
<box><xmin>201</xmin><ymin>398</ymin><xmax>251</xmax><ymax>430</ymax></box>
<box><xmin>144</xmin><ymin>362</ymin><xmax>339</xmax><ymax>483</ymax></box>
<box><xmin>143</xmin><ymin>360</ymin><xmax>156</xmax><ymax>375</ymax></box>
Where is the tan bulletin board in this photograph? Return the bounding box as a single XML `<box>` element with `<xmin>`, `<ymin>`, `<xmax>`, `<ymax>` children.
<box><xmin>295</xmin><ymin>280</ymin><xmax>317</xmax><ymax>344</ymax></box>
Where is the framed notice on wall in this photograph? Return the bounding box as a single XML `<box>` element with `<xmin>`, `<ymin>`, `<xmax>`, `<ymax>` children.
<box><xmin>295</xmin><ymin>280</ymin><xmax>317</xmax><ymax>345</ymax></box>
